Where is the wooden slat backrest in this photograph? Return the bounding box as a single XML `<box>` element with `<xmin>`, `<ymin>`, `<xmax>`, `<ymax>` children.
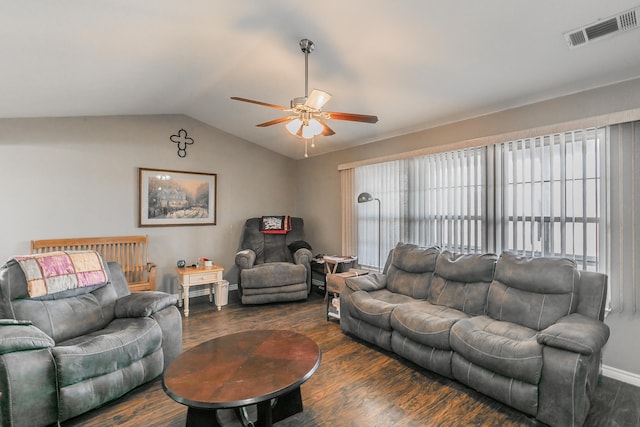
<box><xmin>30</xmin><ymin>236</ymin><xmax>155</xmax><ymax>292</ymax></box>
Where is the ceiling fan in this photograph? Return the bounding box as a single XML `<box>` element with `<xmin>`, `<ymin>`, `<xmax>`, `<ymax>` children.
<box><xmin>231</xmin><ymin>38</ymin><xmax>378</xmax><ymax>156</ymax></box>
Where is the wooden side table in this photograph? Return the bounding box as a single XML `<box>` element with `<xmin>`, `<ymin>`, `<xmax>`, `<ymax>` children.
<box><xmin>176</xmin><ymin>265</ymin><xmax>224</xmax><ymax>317</ymax></box>
<box><xmin>322</xmin><ymin>256</ymin><xmax>357</xmax><ymax>274</ymax></box>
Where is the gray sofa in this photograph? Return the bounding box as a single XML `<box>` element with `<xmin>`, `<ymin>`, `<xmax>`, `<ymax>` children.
<box><xmin>235</xmin><ymin>217</ymin><xmax>313</xmax><ymax>304</ymax></box>
<box><xmin>0</xmin><ymin>256</ymin><xmax>182</xmax><ymax>427</ymax></box>
<box><xmin>340</xmin><ymin>242</ymin><xmax>610</xmax><ymax>427</ymax></box>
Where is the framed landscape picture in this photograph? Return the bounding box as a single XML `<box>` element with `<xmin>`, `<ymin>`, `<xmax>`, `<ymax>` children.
<box><xmin>139</xmin><ymin>168</ymin><xmax>217</xmax><ymax>226</ymax></box>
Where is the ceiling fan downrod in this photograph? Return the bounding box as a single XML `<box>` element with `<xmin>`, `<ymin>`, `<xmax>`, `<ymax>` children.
<box><xmin>299</xmin><ymin>39</ymin><xmax>314</xmax><ymax>99</ymax></box>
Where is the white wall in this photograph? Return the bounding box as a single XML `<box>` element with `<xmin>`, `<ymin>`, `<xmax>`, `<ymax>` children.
<box><xmin>0</xmin><ymin>115</ymin><xmax>297</xmax><ymax>292</ymax></box>
<box><xmin>296</xmin><ymin>77</ymin><xmax>640</xmax><ymax>380</ymax></box>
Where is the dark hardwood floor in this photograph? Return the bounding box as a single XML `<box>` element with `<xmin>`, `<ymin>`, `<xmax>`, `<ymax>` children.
<box><xmin>62</xmin><ymin>289</ymin><xmax>640</xmax><ymax>427</ymax></box>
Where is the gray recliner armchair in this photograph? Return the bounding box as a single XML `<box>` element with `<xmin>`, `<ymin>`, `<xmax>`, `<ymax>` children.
<box><xmin>235</xmin><ymin>217</ymin><xmax>313</xmax><ymax>304</ymax></box>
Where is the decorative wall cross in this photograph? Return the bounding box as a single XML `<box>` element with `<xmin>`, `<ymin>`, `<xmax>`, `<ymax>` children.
<box><xmin>170</xmin><ymin>129</ymin><xmax>194</xmax><ymax>158</ymax></box>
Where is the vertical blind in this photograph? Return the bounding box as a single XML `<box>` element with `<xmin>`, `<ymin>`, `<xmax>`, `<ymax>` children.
<box><xmin>493</xmin><ymin>128</ymin><xmax>606</xmax><ymax>272</ymax></box>
<box><xmin>354</xmin><ymin>127</ymin><xmax>606</xmax><ymax>274</ymax></box>
<box><xmin>354</xmin><ymin>149</ymin><xmax>485</xmax><ymax>269</ymax></box>
<box><xmin>408</xmin><ymin>148</ymin><xmax>485</xmax><ymax>253</ymax></box>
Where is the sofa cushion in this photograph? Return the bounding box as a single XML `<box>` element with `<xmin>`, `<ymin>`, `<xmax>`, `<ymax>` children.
<box><xmin>390</xmin><ymin>300</ymin><xmax>468</xmax><ymax>350</ymax></box>
<box><xmin>349</xmin><ymin>289</ymin><xmax>415</xmax><ymax>330</ymax></box>
<box><xmin>450</xmin><ymin>315</ymin><xmax>543</xmax><ymax>385</ymax></box>
<box><xmin>487</xmin><ymin>252</ymin><xmax>577</xmax><ymax>330</ymax></box>
<box><xmin>53</xmin><ymin>317</ymin><xmax>162</xmax><ymax>388</ymax></box>
<box><xmin>12</xmin><ymin>292</ymin><xmax>112</xmax><ymax>343</ymax></box>
<box><xmin>429</xmin><ymin>251</ymin><xmax>497</xmax><ymax>315</ymax></box>
<box><xmin>241</xmin><ymin>262</ymin><xmax>306</xmax><ymax>288</ymax></box>
<box><xmin>386</xmin><ymin>243</ymin><xmax>439</xmax><ymax>298</ymax></box>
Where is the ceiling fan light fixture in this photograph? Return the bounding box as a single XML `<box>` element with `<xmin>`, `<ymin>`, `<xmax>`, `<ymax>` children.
<box><xmin>301</xmin><ymin>123</ymin><xmax>317</xmax><ymax>139</ymax></box>
<box><xmin>307</xmin><ymin>118</ymin><xmax>323</xmax><ymax>135</ymax></box>
<box><xmin>285</xmin><ymin>118</ymin><xmax>303</xmax><ymax>135</ymax></box>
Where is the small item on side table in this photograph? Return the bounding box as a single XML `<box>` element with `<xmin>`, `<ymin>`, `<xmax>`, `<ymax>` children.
<box><xmin>325</xmin><ymin>268</ymin><xmax>368</xmax><ymax>321</ymax></box>
<box><xmin>177</xmin><ymin>259</ymin><xmax>186</xmax><ymax>268</ymax></box>
<box><xmin>175</xmin><ymin>264</ymin><xmax>225</xmax><ymax>317</ymax></box>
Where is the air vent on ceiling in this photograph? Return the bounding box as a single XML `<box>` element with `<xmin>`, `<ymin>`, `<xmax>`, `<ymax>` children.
<box><xmin>564</xmin><ymin>6</ymin><xmax>639</xmax><ymax>48</ymax></box>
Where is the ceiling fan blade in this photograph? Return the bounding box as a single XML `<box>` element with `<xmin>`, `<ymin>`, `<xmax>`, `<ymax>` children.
<box><xmin>230</xmin><ymin>97</ymin><xmax>288</xmax><ymax>111</ymax></box>
<box><xmin>323</xmin><ymin>111</ymin><xmax>379</xmax><ymax>124</ymax></box>
<box><xmin>318</xmin><ymin>119</ymin><xmax>335</xmax><ymax>136</ymax></box>
<box><xmin>305</xmin><ymin>89</ymin><xmax>332</xmax><ymax>110</ymax></box>
<box><xmin>256</xmin><ymin>116</ymin><xmax>293</xmax><ymax>127</ymax></box>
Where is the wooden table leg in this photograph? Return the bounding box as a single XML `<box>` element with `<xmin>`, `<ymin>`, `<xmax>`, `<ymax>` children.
<box><xmin>183</xmin><ymin>284</ymin><xmax>190</xmax><ymax>317</ymax></box>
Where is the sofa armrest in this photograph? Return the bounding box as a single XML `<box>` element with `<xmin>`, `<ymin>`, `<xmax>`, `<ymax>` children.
<box><xmin>293</xmin><ymin>248</ymin><xmax>312</xmax><ymax>265</ymax></box>
<box><xmin>115</xmin><ymin>292</ymin><xmax>178</xmax><ymax>318</ymax></box>
<box><xmin>345</xmin><ymin>273</ymin><xmax>387</xmax><ymax>292</ymax></box>
<box><xmin>235</xmin><ymin>249</ymin><xmax>256</xmax><ymax>269</ymax></box>
<box><xmin>0</xmin><ymin>320</ymin><xmax>55</xmax><ymax>355</ymax></box>
<box><xmin>536</xmin><ymin>313</ymin><xmax>610</xmax><ymax>355</ymax></box>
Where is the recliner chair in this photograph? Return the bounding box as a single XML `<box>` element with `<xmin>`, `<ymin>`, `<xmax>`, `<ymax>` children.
<box><xmin>235</xmin><ymin>217</ymin><xmax>312</xmax><ymax>304</ymax></box>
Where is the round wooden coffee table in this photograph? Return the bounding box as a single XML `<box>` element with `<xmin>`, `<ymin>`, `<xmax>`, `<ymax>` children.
<box><xmin>163</xmin><ymin>329</ymin><xmax>321</xmax><ymax>427</ymax></box>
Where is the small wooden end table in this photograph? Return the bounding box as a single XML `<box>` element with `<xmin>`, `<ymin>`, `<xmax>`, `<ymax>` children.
<box><xmin>163</xmin><ymin>330</ymin><xmax>321</xmax><ymax>427</ymax></box>
<box><xmin>176</xmin><ymin>265</ymin><xmax>224</xmax><ymax>317</ymax></box>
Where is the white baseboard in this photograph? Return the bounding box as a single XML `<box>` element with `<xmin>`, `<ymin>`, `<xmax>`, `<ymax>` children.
<box><xmin>176</xmin><ymin>282</ymin><xmax>238</xmax><ymax>299</ymax></box>
<box><xmin>603</xmin><ymin>364</ymin><xmax>640</xmax><ymax>387</ymax></box>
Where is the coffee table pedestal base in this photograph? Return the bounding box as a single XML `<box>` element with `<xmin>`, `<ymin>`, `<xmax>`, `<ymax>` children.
<box><xmin>185</xmin><ymin>388</ymin><xmax>303</xmax><ymax>427</ymax></box>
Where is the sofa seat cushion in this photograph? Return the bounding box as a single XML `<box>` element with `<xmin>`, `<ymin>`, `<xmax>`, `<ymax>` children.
<box><xmin>53</xmin><ymin>317</ymin><xmax>162</xmax><ymax>388</ymax></box>
<box><xmin>450</xmin><ymin>315</ymin><xmax>543</xmax><ymax>384</ymax></box>
<box><xmin>241</xmin><ymin>262</ymin><xmax>306</xmax><ymax>288</ymax></box>
<box><xmin>349</xmin><ymin>289</ymin><xmax>415</xmax><ymax>330</ymax></box>
<box><xmin>390</xmin><ymin>301</ymin><xmax>468</xmax><ymax>350</ymax></box>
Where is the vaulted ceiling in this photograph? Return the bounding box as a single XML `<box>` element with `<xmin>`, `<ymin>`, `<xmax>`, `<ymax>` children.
<box><xmin>2</xmin><ymin>1</ymin><xmax>640</xmax><ymax>159</ymax></box>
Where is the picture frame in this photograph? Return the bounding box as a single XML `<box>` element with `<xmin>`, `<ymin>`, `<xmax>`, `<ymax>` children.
<box><xmin>139</xmin><ymin>168</ymin><xmax>217</xmax><ymax>227</ymax></box>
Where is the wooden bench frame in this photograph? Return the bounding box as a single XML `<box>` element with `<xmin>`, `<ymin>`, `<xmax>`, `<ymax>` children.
<box><xmin>30</xmin><ymin>235</ymin><xmax>155</xmax><ymax>293</ymax></box>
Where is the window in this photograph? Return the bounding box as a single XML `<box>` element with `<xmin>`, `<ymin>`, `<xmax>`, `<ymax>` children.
<box><xmin>354</xmin><ymin>127</ymin><xmax>606</xmax><ymax>272</ymax></box>
<box><xmin>494</xmin><ymin>128</ymin><xmax>605</xmax><ymax>271</ymax></box>
<box><xmin>355</xmin><ymin>148</ymin><xmax>485</xmax><ymax>269</ymax></box>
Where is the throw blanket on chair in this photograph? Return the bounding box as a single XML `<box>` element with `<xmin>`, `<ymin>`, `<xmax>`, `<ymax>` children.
<box><xmin>260</xmin><ymin>215</ymin><xmax>292</xmax><ymax>234</ymax></box>
<box><xmin>14</xmin><ymin>251</ymin><xmax>108</xmax><ymax>297</ymax></box>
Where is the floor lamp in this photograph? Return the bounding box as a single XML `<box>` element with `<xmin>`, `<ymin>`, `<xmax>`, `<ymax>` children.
<box><xmin>357</xmin><ymin>192</ymin><xmax>381</xmax><ymax>272</ymax></box>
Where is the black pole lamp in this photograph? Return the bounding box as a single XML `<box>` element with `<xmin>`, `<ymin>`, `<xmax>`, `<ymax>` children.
<box><xmin>357</xmin><ymin>192</ymin><xmax>381</xmax><ymax>272</ymax></box>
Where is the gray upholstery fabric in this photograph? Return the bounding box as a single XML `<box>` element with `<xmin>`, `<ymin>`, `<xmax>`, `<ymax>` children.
<box><xmin>538</xmin><ymin>346</ymin><xmax>599</xmax><ymax>427</ymax></box>
<box><xmin>391</xmin><ymin>332</ymin><xmax>455</xmax><ymax>378</ymax></box>
<box><xmin>115</xmin><ymin>291</ymin><xmax>179</xmax><ymax>318</ymax></box>
<box><xmin>576</xmin><ymin>270</ymin><xmax>608</xmax><ymax>320</ymax></box>
<box><xmin>0</xmin><ymin>323</ymin><xmax>54</xmax><ymax>354</ymax></box>
<box><xmin>339</xmin><ymin>244</ymin><xmax>609</xmax><ymax>427</ymax></box>
<box><xmin>54</xmin><ymin>318</ymin><xmax>162</xmax><ymax>387</ymax></box>
<box><xmin>345</xmin><ymin>273</ymin><xmax>387</xmax><ymax>292</ymax></box>
<box><xmin>348</xmin><ymin>290</ymin><xmax>411</xmax><ymax>330</ymax></box>
<box><xmin>0</xmin><ymin>257</ymin><xmax>182</xmax><ymax>427</ymax></box>
<box><xmin>390</xmin><ymin>301</ymin><xmax>468</xmax><ymax>350</ymax></box>
<box><xmin>235</xmin><ymin>217</ymin><xmax>312</xmax><ymax>304</ymax></box>
<box><xmin>536</xmin><ymin>313</ymin><xmax>610</xmax><ymax>355</ymax></box>
<box><xmin>58</xmin><ymin>349</ymin><xmax>164</xmax><ymax>421</ymax></box>
<box><xmin>386</xmin><ymin>243</ymin><xmax>439</xmax><ymax>298</ymax></box>
<box><xmin>452</xmin><ymin>353</ymin><xmax>539</xmax><ymax>416</ymax></box>
<box><xmin>429</xmin><ymin>251</ymin><xmax>497</xmax><ymax>315</ymax></box>
<box><xmin>241</xmin><ymin>262</ymin><xmax>306</xmax><ymax>288</ymax></box>
<box><xmin>487</xmin><ymin>252</ymin><xmax>577</xmax><ymax>330</ymax></box>
<box><xmin>0</xmin><ymin>349</ymin><xmax>58</xmax><ymax>427</ymax></box>
<box><xmin>450</xmin><ymin>315</ymin><xmax>543</xmax><ymax>384</ymax></box>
